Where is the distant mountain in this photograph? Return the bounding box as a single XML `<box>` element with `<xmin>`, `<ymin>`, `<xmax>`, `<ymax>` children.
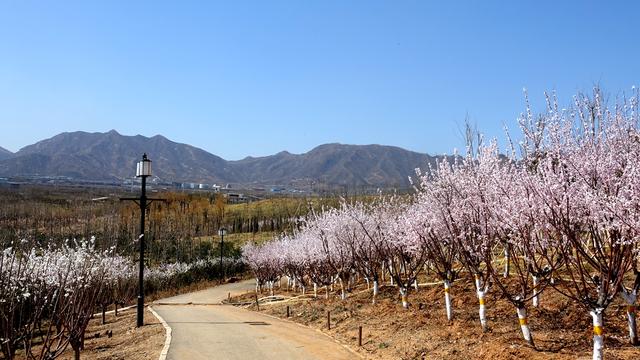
<box><xmin>0</xmin><ymin>146</ymin><xmax>12</xmax><ymax>161</ymax></box>
<box><xmin>231</xmin><ymin>143</ymin><xmax>441</xmax><ymax>187</ymax></box>
<box><xmin>0</xmin><ymin>131</ymin><xmax>447</xmax><ymax>187</ymax></box>
<box><xmin>1</xmin><ymin>130</ymin><xmax>236</xmax><ymax>183</ymax></box>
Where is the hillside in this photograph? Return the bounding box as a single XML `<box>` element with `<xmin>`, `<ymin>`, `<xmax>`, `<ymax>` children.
<box><xmin>0</xmin><ymin>146</ymin><xmax>12</xmax><ymax>161</ymax></box>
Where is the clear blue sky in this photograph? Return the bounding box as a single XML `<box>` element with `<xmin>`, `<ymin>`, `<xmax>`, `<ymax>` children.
<box><xmin>0</xmin><ymin>1</ymin><xmax>638</xmax><ymax>160</ymax></box>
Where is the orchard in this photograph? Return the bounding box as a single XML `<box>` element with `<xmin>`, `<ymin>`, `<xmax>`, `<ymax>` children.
<box><xmin>243</xmin><ymin>88</ymin><xmax>640</xmax><ymax>360</ymax></box>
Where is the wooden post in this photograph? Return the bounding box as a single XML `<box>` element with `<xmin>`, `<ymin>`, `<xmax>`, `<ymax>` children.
<box><xmin>327</xmin><ymin>311</ymin><xmax>331</xmax><ymax>330</ymax></box>
<box><xmin>255</xmin><ymin>293</ymin><xmax>260</xmax><ymax>311</ymax></box>
<box><xmin>358</xmin><ymin>326</ymin><xmax>362</xmax><ymax>346</ymax></box>
<box><xmin>286</xmin><ymin>305</ymin><xmax>290</xmax><ymax>318</ymax></box>
<box><xmin>102</xmin><ymin>305</ymin><xmax>106</xmax><ymax>325</ymax></box>
<box><xmin>228</xmin><ymin>292</ymin><xmax>231</xmax><ymax>303</ymax></box>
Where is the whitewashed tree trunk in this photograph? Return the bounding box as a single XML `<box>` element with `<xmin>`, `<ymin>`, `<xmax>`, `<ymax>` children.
<box><xmin>621</xmin><ymin>289</ymin><xmax>638</xmax><ymax>345</ymax></box>
<box><xmin>590</xmin><ymin>309</ymin><xmax>604</xmax><ymax>360</ymax></box>
<box><xmin>340</xmin><ymin>278</ymin><xmax>347</xmax><ymax>300</ymax></box>
<box><xmin>365</xmin><ymin>277</ymin><xmax>370</xmax><ymax>290</ymax></box>
<box><xmin>372</xmin><ymin>280</ymin><xmax>379</xmax><ymax>304</ymax></box>
<box><xmin>444</xmin><ymin>280</ymin><xmax>452</xmax><ymax>321</ymax></box>
<box><xmin>313</xmin><ymin>283</ymin><xmax>318</xmax><ymax>298</ymax></box>
<box><xmin>532</xmin><ymin>275</ymin><xmax>539</xmax><ymax>308</ymax></box>
<box><xmin>400</xmin><ymin>286</ymin><xmax>409</xmax><ymax>309</ymax></box>
<box><xmin>325</xmin><ymin>285</ymin><xmax>329</xmax><ymax>299</ymax></box>
<box><xmin>413</xmin><ymin>279</ymin><xmax>419</xmax><ymax>291</ymax></box>
<box><xmin>517</xmin><ymin>306</ymin><xmax>534</xmax><ymax>346</ymax></box>
<box><xmin>270</xmin><ymin>281</ymin><xmax>274</xmax><ymax>296</ymax></box>
<box><xmin>474</xmin><ymin>275</ymin><xmax>488</xmax><ymax>331</ymax></box>
<box><xmin>503</xmin><ymin>246</ymin><xmax>510</xmax><ymax>278</ymax></box>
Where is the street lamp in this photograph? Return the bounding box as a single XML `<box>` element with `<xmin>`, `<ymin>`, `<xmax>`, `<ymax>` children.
<box><xmin>135</xmin><ymin>154</ymin><xmax>151</xmax><ymax>327</ymax></box>
<box><xmin>121</xmin><ymin>153</ymin><xmax>164</xmax><ymax>327</ymax></box>
<box><xmin>218</xmin><ymin>227</ymin><xmax>227</xmax><ymax>281</ymax></box>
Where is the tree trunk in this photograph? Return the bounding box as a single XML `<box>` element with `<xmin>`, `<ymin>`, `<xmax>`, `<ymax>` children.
<box><xmin>474</xmin><ymin>275</ymin><xmax>488</xmax><ymax>331</ymax></box>
<box><xmin>627</xmin><ymin>306</ymin><xmax>637</xmax><ymax>346</ymax></box>
<box><xmin>503</xmin><ymin>246</ymin><xmax>510</xmax><ymax>278</ymax></box>
<box><xmin>517</xmin><ymin>306</ymin><xmax>534</xmax><ymax>347</ymax></box>
<box><xmin>71</xmin><ymin>341</ymin><xmax>81</xmax><ymax>360</ymax></box>
<box><xmin>444</xmin><ymin>280</ymin><xmax>452</xmax><ymax>321</ymax></box>
<box><xmin>400</xmin><ymin>286</ymin><xmax>409</xmax><ymax>309</ymax></box>
<box><xmin>621</xmin><ymin>290</ymin><xmax>638</xmax><ymax>345</ymax></box>
<box><xmin>590</xmin><ymin>309</ymin><xmax>604</xmax><ymax>360</ymax></box>
<box><xmin>339</xmin><ymin>277</ymin><xmax>347</xmax><ymax>300</ymax></box>
<box><xmin>372</xmin><ymin>280</ymin><xmax>379</xmax><ymax>304</ymax></box>
<box><xmin>532</xmin><ymin>275</ymin><xmax>540</xmax><ymax>308</ymax></box>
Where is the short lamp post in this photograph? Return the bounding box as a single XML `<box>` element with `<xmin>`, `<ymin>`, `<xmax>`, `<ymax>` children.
<box><xmin>218</xmin><ymin>227</ymin><xmax>227</xmax><ymax>282</ymax></box>
<box><xmin>121</xmin><ymin>153</ymin><xmax>164</xmax><ymax>328</ymax></box>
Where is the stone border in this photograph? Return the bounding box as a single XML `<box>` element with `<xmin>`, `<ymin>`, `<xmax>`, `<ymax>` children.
<box><xmin>149</xmin><ymin>306</ymin><xmax>172</xmax><ymax>360</ymax></box>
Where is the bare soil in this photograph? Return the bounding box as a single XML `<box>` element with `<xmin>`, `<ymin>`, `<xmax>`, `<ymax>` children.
<box><xmin>233</xmin><ymin>278</ymin><xmax>640</xmax><ymax>359</ymax></box>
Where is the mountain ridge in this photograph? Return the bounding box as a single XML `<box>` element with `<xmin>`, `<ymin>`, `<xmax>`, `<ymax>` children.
<box><xmin>0</xmin><ymin>131</ymin><xmax>447</xmax><ymax>187</ymax></box>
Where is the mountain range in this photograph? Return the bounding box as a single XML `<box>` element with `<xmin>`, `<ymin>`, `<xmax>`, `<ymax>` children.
<box><xmin>0</xmin><ymin>130</ymin><xmax>447</xmax><ymax>188</ymax></box>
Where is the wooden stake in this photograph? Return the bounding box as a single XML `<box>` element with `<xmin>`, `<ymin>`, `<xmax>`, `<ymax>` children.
<box><xmin>286</xmin><ymin>305</ymin><xmax>290</xmax><ymax>318</ymax></box>
<box><xmin>255</xmin><ymin>293</ymin><xmax>260</xmax><ymax>311</ymax></box>
<box><xmin>358</xmin><ymin>326</ymin><xmax>362</xmax><ymax>346</ymax></box>
<box><xmin>327</xmin><ymin>311</ymin><xmax>331</xmax><ymax>330</ymax></box>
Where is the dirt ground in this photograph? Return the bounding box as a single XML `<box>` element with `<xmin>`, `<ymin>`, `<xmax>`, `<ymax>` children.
<box><xmin>43</xmin><ymin>307</ymin><xmax>164</xmax><ymax>360</ymax></box>
<box><xmin>232</xmin><ymin>278</ymin><xmax>640</xmax><ymax>360</ymax></box>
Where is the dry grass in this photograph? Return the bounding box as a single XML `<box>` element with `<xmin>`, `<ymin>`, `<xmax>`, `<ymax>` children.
<box><xmin>20</xmin><ymin>307</ymin><xmax>164</xmax><ymax>360</ymax></box>
<box><xmin>233</xmin><ymin>277</ymin><xmax>640</xmax><ymax>359</ymax></box>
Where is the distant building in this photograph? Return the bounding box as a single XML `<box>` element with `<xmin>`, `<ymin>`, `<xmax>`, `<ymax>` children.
<box><xmin>225</xmin><ymin>193</ymin><xmax>248</xmax><ymax>204</ymax></box>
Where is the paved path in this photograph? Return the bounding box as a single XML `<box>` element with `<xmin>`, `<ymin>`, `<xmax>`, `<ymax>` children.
<box><xmin>153</xmin><ymin>280</ymin><xmax>355</xmax><ymax>360</ymax></box>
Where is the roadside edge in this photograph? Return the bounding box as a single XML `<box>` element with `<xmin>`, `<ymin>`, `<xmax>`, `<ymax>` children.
<box><xmin>149</xmin><ymin>306</ymin><xmax>172</xmax><ymax>360</ymax></box>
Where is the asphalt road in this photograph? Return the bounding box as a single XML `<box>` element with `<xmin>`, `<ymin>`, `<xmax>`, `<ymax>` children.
<box><xmin>152</xmin><ymin>280</ymin><xmax>356</xmax><ymax>360</ymax></box>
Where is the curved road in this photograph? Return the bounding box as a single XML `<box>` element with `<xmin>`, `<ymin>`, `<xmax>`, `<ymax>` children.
<box><xmin>152</xmin><ymin>280</ymin><xmax>356</xmax><ymax>360</ymax></box>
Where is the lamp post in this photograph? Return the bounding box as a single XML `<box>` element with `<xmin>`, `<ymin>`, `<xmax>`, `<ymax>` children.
<box><xmin>135</xmin><ymin>154</ymin><xmax>151</xmax><ymax>327</ymax></box>
<box><xmin>121</xmin><ymin>153</ymin><xmax>164</xmax><ymax>328</ymax></box>
<box><xmin>218</xmin><ymin>227</ymin><xmax>227</xmax><ymax>282</ymax></box>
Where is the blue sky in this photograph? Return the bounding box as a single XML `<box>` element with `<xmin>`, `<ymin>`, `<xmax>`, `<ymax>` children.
<box><xmin>0</xmin><ymin>1</ymin><xmax>638</xmax><ymax>160</ymax></box>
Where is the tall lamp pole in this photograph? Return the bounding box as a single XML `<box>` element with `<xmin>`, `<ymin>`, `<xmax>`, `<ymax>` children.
<box><xmin>121</xmin><ymin>153</ymin><xmax>164</xmax><ymax>327</ymax></box>
<box><xmin>218</xmin><ymin>227</ymin><xmax>227</xmax><ymax>282</ymax></box>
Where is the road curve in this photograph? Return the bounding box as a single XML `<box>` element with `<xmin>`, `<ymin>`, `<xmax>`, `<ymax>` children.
<box><xmin>153</xmin><ymin>280</ymin><xmax>356</xmax><ymax>360</ymax></box>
